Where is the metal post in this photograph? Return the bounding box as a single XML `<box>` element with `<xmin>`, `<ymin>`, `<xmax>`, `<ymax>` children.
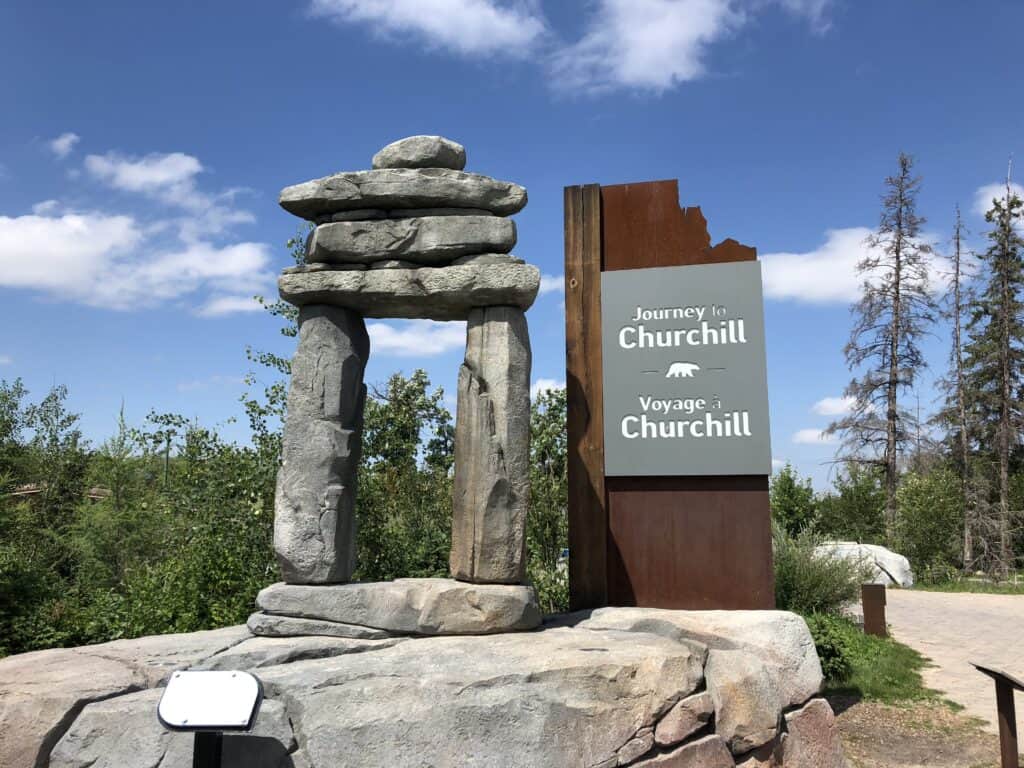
<box><xmin>192</xmin><ymin>732</ymin><xmax>223</xmax><ymax>768</ymax></box>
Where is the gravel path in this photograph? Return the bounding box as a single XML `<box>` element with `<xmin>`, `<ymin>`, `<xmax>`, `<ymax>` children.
<box><xmin>885</xmin><ymin>589</ymin><xmax>1024</xmax><ymax>734</ymax></box>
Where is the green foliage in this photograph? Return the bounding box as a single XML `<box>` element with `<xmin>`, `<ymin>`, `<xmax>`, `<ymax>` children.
<box><xmin>814</xmin><ymin>464</ymin><xmax>887</xmax><ymax>544</ymax></box>
<box><xmin>826</xmin><ymin>619</ymin><xmax>935</xmax><ymax>703</ymax></box>
<box><xmin>804</xmin><ymin>613</ymin><xmax>856</xmax><ymax>681</ymax></box>
<box><xmin>894</xmin><ymin>469</ymin><xmax>963</xmax><ymax>580</ymax></box>
<box><xmin>527</xmin><ymin>387</ymin><xmax>569</xmax><ymax>614</ymax></box>
<box><xmin>773</xmin><ymin>524</ymin><xmax>874</xmax><ymax>616</ymax></box>
<box><xmin>354</xmin><ymin>370</ymin><xmax>454</xmax><ymax>582</ymax></box>
<box><xmin>770</xmin><ymin>463</ymin><xmax>816</xmax><ymax>536</ymax></box>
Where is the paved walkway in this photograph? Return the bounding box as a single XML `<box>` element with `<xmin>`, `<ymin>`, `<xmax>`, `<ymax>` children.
<box><xmin>884</xmin><ymin>590</ymin><xmax>1024</xmax><ymax>733</ymax></box>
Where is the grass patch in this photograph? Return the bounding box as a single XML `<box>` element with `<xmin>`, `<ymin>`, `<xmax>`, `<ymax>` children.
<box><xmin>913</xmin><ymin>578</ymin><xmax>1024</xmax><ymax>595</ymax></box>
<box><xmin>809</xmin><ymin>614</ymin><xmax>938</xmax><ymax>704</ymax></box>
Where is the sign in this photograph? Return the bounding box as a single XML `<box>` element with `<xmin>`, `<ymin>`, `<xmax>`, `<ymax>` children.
<box><xmin>158</xmin><ymin>670</ymin><xmax>263</xmax><ymax>731</ymax></box>
<box><xmin>600</xmin><ymin>261</ymin><xmax>771</xmax><ymax>477</ymax></box>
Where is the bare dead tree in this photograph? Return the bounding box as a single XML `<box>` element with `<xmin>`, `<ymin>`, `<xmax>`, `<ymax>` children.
<box><xmin>829</xmin><ymin>152</ymin><xmax>936</xmax><ymax>540</ymax></box>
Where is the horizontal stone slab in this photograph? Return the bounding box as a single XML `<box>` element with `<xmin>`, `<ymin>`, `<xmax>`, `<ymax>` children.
<box><xmin>307</xmin><ymin>216</ymin><xmax>515</xmax><ymax>266</ymax></box>
<box><xmin>279</xmin><ymin>168</ymin><xmax>527</xmax><ymax>220</ymax></box>
<box><xmin>315</xmin><ymin>207</ymin><xmax>496</xmax><ymax>224</ymax></box>
<box><xmin>247</xmin><ymin>612</ymin><xmax>392</xmax><ymax>639</ymax></box>
<box><xmin>278</xmin><ymin>262</ymin><xmax>540</xmax><ymax>320</ymax></box>
<box><xmin>255</xmin><ymin>578</ymin><xmax>542</xmax><ymax>635</ymax></box>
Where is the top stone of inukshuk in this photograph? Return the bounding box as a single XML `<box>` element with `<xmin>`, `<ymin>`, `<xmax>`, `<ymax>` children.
<box><xmin>273</xmin><ymin>136</ymin><xmax>538</xmax><ymax>596</ymax></box>
<box><xmin>278</xmin><ymin>135</ymin><xmax>539</xmax><ymax>321</ymax></box>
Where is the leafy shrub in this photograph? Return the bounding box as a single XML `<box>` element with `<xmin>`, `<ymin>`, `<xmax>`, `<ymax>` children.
<box><xmin>773</xmin><ymin>523</ymin><xmax>874</xmax><ymax>615</ymax></box>
<box><xmin>804</xmin><ymin>613</ymin><xmax>856</xmax><ymax>681</ymax></box>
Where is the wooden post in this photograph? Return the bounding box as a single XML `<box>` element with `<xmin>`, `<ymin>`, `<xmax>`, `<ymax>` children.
<box><xmin>861</xmin><ymin>584</ymin><xmax>887</xmax><ymax>637</ymax></box>
<box><xmin>973</xmin><ymin>664</ymin><xmax>1022</xmax><ymax>768</ymax></box>
<box><xmin>564</xmin><ymin>180</ymin><xmax>775</xmax><ymax>610</ymax></box>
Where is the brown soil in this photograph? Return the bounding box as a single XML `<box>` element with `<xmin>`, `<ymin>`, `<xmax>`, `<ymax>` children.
<box><xmin>827</xmin><ymin>693</ymin><xmax>1018</xmax><ymax>768</ymax></box>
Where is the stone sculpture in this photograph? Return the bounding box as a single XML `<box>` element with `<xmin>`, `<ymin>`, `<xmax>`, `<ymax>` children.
<box><xmin>257</xmin><ymin>135</ymin><xmax>542</xmax><ymax>634</ymax></box>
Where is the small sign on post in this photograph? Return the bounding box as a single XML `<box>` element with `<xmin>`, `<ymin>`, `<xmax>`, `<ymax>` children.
<box><xmin>157</xmin><ymin>670</ymin><xmax>263</xmax><ymax>768</ymax></box>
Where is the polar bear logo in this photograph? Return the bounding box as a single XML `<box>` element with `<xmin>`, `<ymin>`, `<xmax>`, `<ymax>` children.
<box><xmin>666</xmin><ymin>362</ymin><xmax>701</xmax><ymax>378</ymax></box>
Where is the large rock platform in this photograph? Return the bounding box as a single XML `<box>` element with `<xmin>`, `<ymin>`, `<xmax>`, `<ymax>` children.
<box><xmin>0</xmin><ymin>608</ymin><xmax>846</xmax><ymax>768</ymax></box>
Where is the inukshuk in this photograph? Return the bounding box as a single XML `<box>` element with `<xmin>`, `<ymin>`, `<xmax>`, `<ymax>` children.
<box><xmin>248</xmin><ymin>136</ymin><xmax>543</xmax><ymax>637</ymax></box>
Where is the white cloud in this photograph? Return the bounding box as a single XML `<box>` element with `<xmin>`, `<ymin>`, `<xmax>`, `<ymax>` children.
<box><xmin>531</xmin><ymin>378</ymin><xmax>565</xmax><ymax>399</ymax></box>
<box><xmin>973</xmin><ymin>181</ymin><xmax>1024</xmax><ymax>218</ymax></box>
<box><xmin>197</xmin><ymin>295</ymin><xmax>265</xmax><ymax>317</ymax></box>
<box><xmin>792</xmin><ymin>428</ymin><xmax>837</xmax><ymax>445</ymax></box>
<box><xmin>0</xmin><ymin>355</ymin><xmax>11</xmax><ymax>365</ymax></box>
<box><xmin>761</xmin><ymin>227</ymin><xmax>871</xmax><ymax>304</ymax></box>
<box><xmin>31</xmin><ymin>199</ymin><xmax>61</xmax><ymax>215</ymax></box>
<box><xmin>773</xmin><ymin>0</ymin><xmax>832</xmax><ymax>32</ymax></box>
<box><xmin>310</xmin><ymin>0</ymin><xmax>547</xmax><ymax>56</ymax></box>
<box><xmin>0</xmin><ymin>210</ymin><xmax>273</xmax><ymax>312</ymax></box>
<box><xmin>368</xmin><ymin>319</ymin><xmax>466</xmax><ymax>356</ymax></box>
<box><xmin>812</xmin><ymin>395</ymin><xmax>854</xmax><ymax>416</ymax></box>
<box><xmin>539</xmin><ymin>273</ymin><xmax>563</xmax><ymax>296</ymax></box>
<box><xmin>48</xmin><ymin>132</ymin><xmax>80</xmax><ymax>159</ymax></box>
<box><xmin>762</xmin><ymin>227</ymin><xmax>948</xmax><ymax>305</ymax></box>
<box><xmin>550</xmin><ymin>0</ymin><xmax>744</xmax><ymax>92</ymax></box>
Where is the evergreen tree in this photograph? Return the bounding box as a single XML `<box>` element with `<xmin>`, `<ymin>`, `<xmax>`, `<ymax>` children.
<box><xmin>829</xmin><ymin>153</ymin><xmax>936</xmax><ymax>538</ymax></box>
<box><xmin>963</xmin><ymin>177</ymin><xmax>1024</xmax><ymax>576</ymax></box>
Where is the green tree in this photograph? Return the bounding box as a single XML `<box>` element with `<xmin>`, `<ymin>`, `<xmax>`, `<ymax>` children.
<box><xmin>815</xmin><ymin>464</ymin><xmax>886</xmax><ymax>544</ymax></box>
<box><xmin>962</xmin><ymin>178</ymin><xmax>1024</xmax><ymax>576</ymax></box>
<box><xmin>527</xmin><ymin>387</ymin><xmax>569</xmax><ymax>613</ymax></box>
<box><xmin>893</xmin><ymin>469</ymin><xmax>963</xmax><ymax>580</ymax></box>
<box><xmin>770</xmin><ymin>463</ymin><xmax>816</xmax><ymax>536</ymax></box>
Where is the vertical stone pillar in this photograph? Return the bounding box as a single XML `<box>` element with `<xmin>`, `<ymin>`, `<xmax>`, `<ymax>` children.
<box><xmin>275</xmin><ymin>305</ymin><xmax>369</xmax><ymax>584</ymax></box>
<box><xmin>450</xmin><ymin>306</ymin><xmax>531</xmax><ymax>584</ymax></box>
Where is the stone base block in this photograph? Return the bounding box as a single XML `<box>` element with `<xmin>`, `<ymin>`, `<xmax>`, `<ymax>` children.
<box><xmin>255</xmin><ymin>578</ymin><xmax>542</xmax><ymax>636</ymax></box>
<box><xmin>247</xmin><ymin>612</ymin><xmax>392</xmax><ymax>640</ymax></box>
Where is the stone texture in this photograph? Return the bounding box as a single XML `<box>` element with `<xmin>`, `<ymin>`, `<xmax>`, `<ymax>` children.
<box><xmin>282</xmin><ymin>262</ymin><xmax>366</xmax><ymax>274</ymax></box>
<box><xmin>618</xmin><ymin>728</ymin><xmax>655</xmax><ymax>763</ymax></box>
<box><xmin>255</xmin><ymin>624</ymin><xmax>705</xmax><ymax>768</ymax></box>
<box><xmin>450</xmin><ymin>306</ymin><xmax>531</xmax><ymax>584</ymax></box>
<box><xmin>372</xmin><ymin>135</ymin><xmax>466</xmax><ymax>170</ymax></box>
<box><xmin>278</xmin><ymin>263</ymin><xmax>541</xmax><ymax>321</ymax></box>
<box><xmin>256</xmin><ymin>578</ymin><xmax>542</xmax><ymax>635</ymax></box>
<box><xmin>369</xmin><ymin>259</ymin><xmax>418</xmax><ymax>269</ymax></box>
<box><xmin>0</xmin><ymin>626</ymin><xmax>249</xmax><ymax>768</ymax></box>
<box><xmin>390</xmin><ymin>207</ymin><xmax>493</xmax><ymax>218</ymax></box>
<box><xmin>452</xmin><ymin>252</ymin><xmax>524</xmax><ymax>266</ymax></box>
<box><xmin>247</xmin><ymin>611</ymin><xmax>392</xmax><ymax>639</ymax></box>
<box><xmin>199</xmin><ymin>634</ymin><xmax>405</xmax><ymax>670</ymax></box>
<box><xmin>654</xmin><ymin>691</ymin><xmax>714</xmax><ymax>746</ymax></box>
<box><xmin>633</xmin><ymin>735</ymin><xmax>736</xmax><ymax>767</ymax></box>
<box><xmin>49</xmin><ymin>690</ymin><xmax>297</xmax><ymax>768</ymax></box>
<box><xmin>814</xmin><ymin>541</ymin><xmax>915</xmax><ymax>587</ymax></box>
<box><xmin>575</xmin><ymin>609</ymin><xmax>823</xmax><ymax>754</ymax></box>
<box><xmin>274</xmin><ymin>305</ymin><xmax>369</xmax><ymax>584</ymax></box>
<box><xmin>279</xmin><ymin>168</ymin><xmax>527</xmax><ymax>220</ymax></box>
<box><xmin>735</xmin><ymin>740</ymin><xmax>780</xmax><ymax>767</ymax></box>
<box><xmin>318</xmin><ymin>209</ymin><xmax>388</xmax><ymax>223</ymax></box>
<box><xmin>778</xmin><ymin>698</ymin><xmax>847</xmax><ymax>768</ymax></box>
<box><xmin>306</xmin><ymin>216</ymin><xmax>515</xmax><ymax>265</ymax></box>
<box><xmin>6</xmin><ymin>608</ymin><xmax>848</xmax><ymax>768</ymax></box>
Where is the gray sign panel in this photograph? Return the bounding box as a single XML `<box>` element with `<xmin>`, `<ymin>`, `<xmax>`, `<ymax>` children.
<box><xmin>601</xmin><ymin>261</ymin><xmax>771</xmax><ymax>476</ymax></box>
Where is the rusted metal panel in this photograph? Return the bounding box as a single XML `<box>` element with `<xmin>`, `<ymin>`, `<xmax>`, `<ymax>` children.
<box><xmin>564</xmin><ymin>178</ymin><xmax>774</xmax><ymax>610</ymax></box>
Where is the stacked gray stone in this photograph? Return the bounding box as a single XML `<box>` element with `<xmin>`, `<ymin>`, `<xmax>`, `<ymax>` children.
<box><xmin>263</xmin><ymin>135</ymin><xmax>541</xmax><ymax>635</ymax></box>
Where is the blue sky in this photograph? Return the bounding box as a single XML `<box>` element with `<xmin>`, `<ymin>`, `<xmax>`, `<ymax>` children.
<box><xmin>2</xmin><ymin>1</ymin><xmax>1022</xmax><ymax>489</ymax></box>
